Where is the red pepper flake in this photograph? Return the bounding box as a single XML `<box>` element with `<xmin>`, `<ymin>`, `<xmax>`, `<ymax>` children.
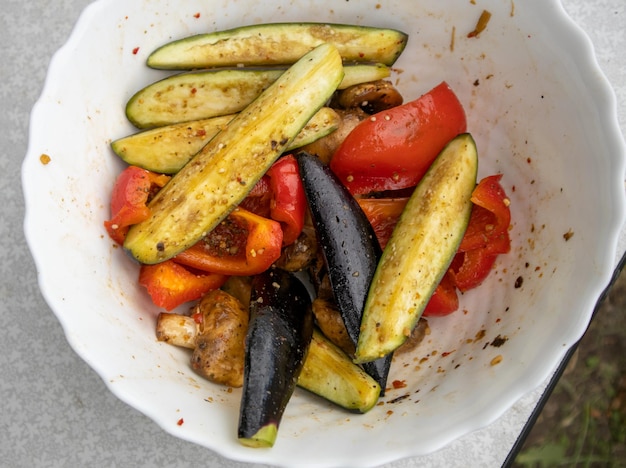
<box><xmin>193</xmin><ymin>12</ymin><xmax>201</xmax><ymax>18</ymax></box>
<box><xmin>177</xmin><ymin>418</ymin><xmax>184</xmax><ymax>426</ymax></box>
<box><xmin>392</xmin><ymin>380</ymin><xmax>407</xmax><ymax>389</ymax></box>
<box><xmin>441</xmin><ymin>350</ymin><xmax>456</xmax><ymax>357</ymax></box>
<box><xmin>132</xmin><ymin>47</ymin><xmax>140</xmax><ymax>55</ymax></box>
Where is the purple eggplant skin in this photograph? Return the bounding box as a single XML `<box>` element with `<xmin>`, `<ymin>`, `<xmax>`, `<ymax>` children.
<box><xmin>296</xmin><ymin>151</ymin><xmax>392</xmax><ymax>393</ymax></box>
<box><xmin>238</xmin><ymin>268</ymin><xmax>314</xmax><ymax>448</ymax></box>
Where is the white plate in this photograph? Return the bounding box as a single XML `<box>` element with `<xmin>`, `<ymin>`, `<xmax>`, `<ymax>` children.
<box><xmin>23</xmin><ymin>1</ymin><xmax>626</xmax><ymax>466</ymax></box>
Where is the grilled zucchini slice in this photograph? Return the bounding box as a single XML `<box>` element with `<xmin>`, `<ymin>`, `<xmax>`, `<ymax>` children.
<box><xmin>355</xmin><ymin>133</ymin><xmax>478</xmax><ymax>363</ymax></box>
<box><xmin>123</xmin><ymin>43</ymin><xmax>344</xmax><ymax>264</ymax></box>
<box><xmin>298</xmin><ymin>329</ymin><xmax>381</xmax><ymax>413</ymax></box>
<box><xmin>111</xmin><ymin>107</ymin><xmax>341</xmax><ymax>174</ymax></box>
<box><xmin>147</xmin><ymin>22</ymin><xmax>408</xmax><ymax>69</ymax></box>
<box><xmin>125</xmin><ymin>64</ymin><xmax>390</xmax><ymax>128</ymax></box>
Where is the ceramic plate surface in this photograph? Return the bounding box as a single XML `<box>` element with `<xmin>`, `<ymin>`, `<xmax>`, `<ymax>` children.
<box><xmin>23</xmin><ymin>0</ymin><xmax>626</xmax><ymax>466</ymax></box>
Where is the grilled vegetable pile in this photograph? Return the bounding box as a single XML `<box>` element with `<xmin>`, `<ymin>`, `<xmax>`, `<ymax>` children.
<box><xmin>104</xmin><ymin>22</ymin><xmax>512</xmax><ymax>447</ymax></box>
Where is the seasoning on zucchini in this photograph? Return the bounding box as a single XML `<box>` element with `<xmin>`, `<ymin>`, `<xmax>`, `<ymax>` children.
<box><xmin>238</xmin><ymin>268</ymin><xmax>313</xmax><ymax>448</ymax></box>
<box><xmin>147</xmin><ymin>22</ymin><xmax>408</xmax><ymax>69</ymax></box>
<box><xmin>111</xmin><ymin>107</ymin><xmax>341</xmax><ymax>174</ymax></box>
<box><xmin>355</xmin><ymin>133</ymin><xmax>478</xmax><ymax>363</ymax></box>
<box><xmin>123</xmin><ymin>43</ymin><xmax>344</xmax><ymax>265</ymax></box>
<box><xmin>125</xmin><ymin>64</ymin><xmax>390</xmax><ymax>129</ymax></box>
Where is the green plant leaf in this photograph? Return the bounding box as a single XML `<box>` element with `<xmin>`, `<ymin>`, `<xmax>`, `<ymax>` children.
<box><xmin>516</xmin><ymin>441</ymin><xmax>568</xmax><ymax>467</ymax></box>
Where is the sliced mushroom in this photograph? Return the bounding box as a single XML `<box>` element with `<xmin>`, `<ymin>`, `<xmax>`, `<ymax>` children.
<box><xmin>395</xmin><ymin>318</ymin><xmax>430</xmax><ymax>355</ymax></box>
<box><xmin>190</xmin><ymin>289</ymin><xmax>249</xmax><ymax>387</ymax></box>
<box><xmin>298</xmin><ymin>108</ymin><xmax>368</xmax><ymax>164</ymax></box>
<box><xmin>220</xmin><ymin>276</ymin><xmax>253</xmax><ymax>310</ymax></box>
<box><xmin>335</xmin><ymin>80</ymin><xmax>403</xmax><ymax>114</ymax></box>
<box><xmin>312</xmin><ymin>298</ymin><xmax>356</xmax><ymax>356</ymax></box>
<box><xmin>156</xmin><ymin>313</ymin><xmax>197</xmax><ymax>349</ymax></box>
<box><xmin>274</xmin><ymin>221</ymin><xmax>318</xmax><ymax>272</ymax></box>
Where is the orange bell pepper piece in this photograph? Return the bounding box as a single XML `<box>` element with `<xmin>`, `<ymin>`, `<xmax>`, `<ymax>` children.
<box><xmin>138</xmin><ymin>260</ymin><xmax>227</xmax><ymax>311</ymax></box>
<box><xmin>173</xmin><ymin>207</ymin><xmax>283</xmax><ymax>276</ymax></box>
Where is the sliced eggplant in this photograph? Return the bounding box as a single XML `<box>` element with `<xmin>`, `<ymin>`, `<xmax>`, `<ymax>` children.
<box><xmin>297</xmin><ymin>152</ymin><xmax>392</xmax><ymax>392</ymax></box>
<box><xmin>238</xmin><ymin>268</ymin><xmax>313</xmax><ymax>448</ymax></box>
<box><xmin>147</xmin><ymin>23</ymin><xmax>408</xmax><ymax>69</ymax></box>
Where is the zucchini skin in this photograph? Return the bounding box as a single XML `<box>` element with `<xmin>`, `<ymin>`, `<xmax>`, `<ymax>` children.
<box><xmin>147</xmin><ymin>22</ymin><xmax>408</xmax><ymax>69</ymax></box>
<box><xmin>125</xmin><ymin>69</ymin><xmax>282</xmax><ymax>129</ymax></box>
<box><xmin>297</xmin><ymin>152</ymin><xmax>392</xmax><ymax>392</ymax></box>
<box><xmin>123</xmin><ymin>43</ymin><xmax>344</xmax><ymax>265</ymax></box>
<box><xmin>125</xmin><ymin>65</ymin><xmax>390</xmax><ymax>129</ymax></box>
<box><xmin>239</xmin><ymin>268</ymin><xmax>314</xmax><ymax>448</ymax></box>
<box><xmin>355</xmin><ymin>134</ymin><xmax>478</xmax><ymax>362</ymax></box>
<box><xmin>298</xmin><ymin>328</ymin><xmax>380</xmax><ymax>413</ymax></box>
<box><xmin>111</xmin><ymin>115</ymin><xmax>233</xmax><ymax>174</ymax></box>
<box><xmin>111</xmin><ymin>108</ymin><xmax>341</xmax><ymax>174</ymax></box>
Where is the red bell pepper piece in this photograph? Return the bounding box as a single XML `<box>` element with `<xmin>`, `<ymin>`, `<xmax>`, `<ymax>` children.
<box><xmin>104</xmin><ymin>166</ymin><xmax>170</xmax><ymax>244</ymax></box>
<box><xmin>459</xmin><ymin>174</ymin><xmax>511</xmax><ymax>253</ymax></box>
<box><xmin>138</xmin><ymin>260</ymin><xmax>227</xmax><ymax>311</ymax></box>
<box><xmin>450</xmin><ymin>249</ymin><xmax>499</xmax><ymax>293</ymax></box>
<box><xmin>239</xmin><ymin>175</ymin><xmax>272</xmax><ymax>218</ymax></box>
<box><xmin>266</xmin><ymin>155</ymin><xmax>307</xmax><ymax>245</ymax></box>
<box><xmin>173</xmin><ymin>207</ymin><xmax>283</xmax><ymax>276</ymax></box>
<box><xmin>330</xmin><ymin>82</ymin><xmax>467</xmax><ymax>195</ymax></box>
<box><xmin>357</xmin><ymin>197</ymin><xmax>409</xmax><ymax>249</ymax></box>
<box><xmin>451</xmin><ymin>174</ymin><xmax>511</xmax><ymax>291</ymax></box>
<box><xmin>422</xmin><ymin>270</ymin><xmax>459</xmax><ymax>317</ymax></box>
